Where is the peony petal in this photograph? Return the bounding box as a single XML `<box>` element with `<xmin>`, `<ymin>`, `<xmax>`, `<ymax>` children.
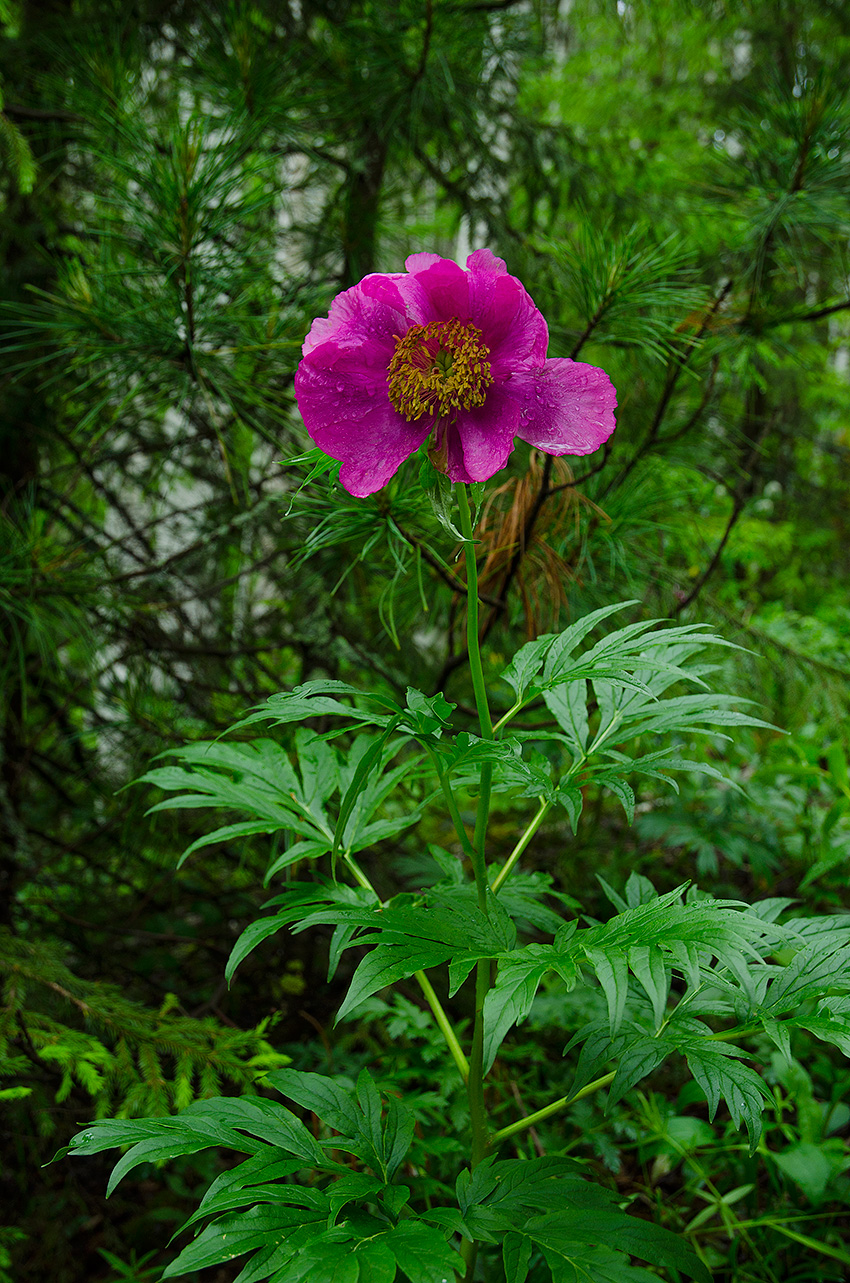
<box><xmin>408</xmin><ymin>256</ymin><xmax>469</xmax><ymax>322</ymax></box>
<box><xmin>450</xmin><ymin>385</ymin><xmax>523</xmax><ymax>483</ymax></box>
<box><xmin>359</xmin><ymin>272</ymin><xmax>434</xmax><ymax>327</ymax></box>
<box><xmin>405</xmin><ymin>252</ymin><xmax>443</xmax><ymax>273</ymax></box>
<box><xmin>427</xmin><ymin>418</ymin><xmax>475</xmax><ymax>484</ymax></box>
<box><xmin>336</xmin><ymin>407</ymin><xmax>431</xmax><ymax>496</ymax></box>
<box><xmin>298</xmin><ymin>335</ymin><xmax>394</xmax><ymax>385</ymax></box>
<box><xmin>470</xmin><ymin>270</ymin><xmax>549</xmax><ymax>373</ymax></box>
<box><xmin>466</xmin><ymin>248</ymin><xmax>508</xmax><ymax>275</ymax></box>
<box><xmin>294</xmin><ymin>349</ymin><xmax>430</xmax><ymax>498</ymax></box>
<box><xmin>506</xmin><ymin>358</ymin><xmax>618</xmax><ymax>456</ymax></box>
<box><xmin>303</xmin><ymin>275</ymin><xmax>414</xmax><ymax>357</ymax></box>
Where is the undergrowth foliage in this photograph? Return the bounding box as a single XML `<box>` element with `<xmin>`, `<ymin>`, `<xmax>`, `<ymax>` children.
<box><xmin>62</xmin><ymin>483</ymin><xmax>850</xmax><ymax>1283</ymax></box>
<box><xmin>0</xmin><ymin>931</ymin><xmax>289</xmax><ymax>1119</ymax></box>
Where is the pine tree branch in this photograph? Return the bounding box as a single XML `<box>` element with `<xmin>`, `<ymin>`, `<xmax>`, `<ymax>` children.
<box><xmin>2</xmin><ymin>104</ymin><xmax>84</xmax><ymax>123</ymax></box>
<box><xmin>764</xmin><ymin>296</ymin><xmax>850</xmax><ymax>327</ymax></box>
<box><xmin>601</xmin><ymin>282</ymin><xmax>733</xmax><ymax>501</ymax></box>
<box><xmin>673</xmin><ymin>408</ymin><xmax>771</xmax><ymax>616</ymax></box>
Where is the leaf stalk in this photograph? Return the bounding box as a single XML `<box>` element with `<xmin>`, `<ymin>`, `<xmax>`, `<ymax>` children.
<box><xmin>490</xmin><ymin>1072</ymin><xmax>617</xmax><ymax>1144</ymax></box>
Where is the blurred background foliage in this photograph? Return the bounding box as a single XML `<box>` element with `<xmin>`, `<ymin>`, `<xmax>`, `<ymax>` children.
<box><xmin>0</xmin><ymin>0</ymin><xmax>848</xmax><ymax>1279</ymax></box>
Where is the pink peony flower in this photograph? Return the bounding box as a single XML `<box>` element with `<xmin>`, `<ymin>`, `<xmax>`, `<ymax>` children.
<box><xmin>294</xmin><ymin>249</ymin><xmax>617</xmax><ymax>498</ymax></box>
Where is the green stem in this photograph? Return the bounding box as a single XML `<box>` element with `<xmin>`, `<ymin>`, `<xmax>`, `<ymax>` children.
<box><xmin>342</xmin><ymin>855</ymin><xmax>469</xmax><ymax>1081</ymax></box>
<box><xmin>415</xmin><ymin>969</ymin><xmax>470</xmax><ymax>1082</ymax></box>
<box><xmin>461</xmin><ymin>1238</ymin><xmax>479</xmax><ymax>1281</ymax></box>
<box><xmin>460</xmin><ymin>1238</ymin><xmax>478</xmax><ymax>1279</ymax></box>
<box><xmin>491</xmin><ymin>798</ymin><xmax>550</xmax><ymax>894</ymax></box>
<box><xmin>457</xmin><ymin>487</ymin><xmax>494</xmax><ymax>742</ymax></box>
<box><xmin>489</xmin><ymin>1071</ymin><xmax>616</xmax><ymax>1145</ymax></box>
<box><xmin>700</xmin><ymin>1221</ymin><xmax>850</xmax><ymax>1267</ymax></box>
<box><xmin>341</xmin><ymin>853</ymin><xmax>375</xmax><ymax>893</ymax></box>
<box><xmin>456</xmin><ymin>486</ymin><xmax>493</xmax><ymax>914</ymax></box>
<box><xmin>467</xmin><ymin>959</ymin><xmax>490</xmax><ymax>1156</ymax></box>
<box><xmin>455</xmin><ymin>484</ymin><xmax>495</xmax><ymax>1191</ymax></box>
<box><xmin>472</xmin><ymin>760</ymin><xmax>492</xmax><ymax>912</ymax></box>
<box><xmin>426</xmin><ymin>745</ymin><xmax>478</xmax><ymax>866</ymax></box>
<box><xmin>492</xmin><ymin>700</ymin><xmax>523</xmax><ymax>734</ymax></box>
<box><xmin>707</xmin><ymin>1023</ymin><xmax>762</xmax><ymax>1043</ymax></box>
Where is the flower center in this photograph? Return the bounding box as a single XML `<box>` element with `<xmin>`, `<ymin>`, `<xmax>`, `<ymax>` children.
<box><xmin>387</xmin><ymin>319</ymin><xmax>493</xmax><ymax>421</ymax></box>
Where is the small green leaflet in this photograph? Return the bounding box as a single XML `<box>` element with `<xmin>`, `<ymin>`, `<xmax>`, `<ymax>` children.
<box><xmin>502</xmin><ymin>1231</ymin><xmax>533</xmax><ymax>1283</ymax></box>
<box><xmin>482</xmin><ymin>940</ymin><xmax>579</xmax><ymax>1072</ymax></box>
<box><xmin>163</xmin><ymin>1206</ymin><xmax>326</xmax><ymax>1279</ymax></box>
<box><xmin>543</xmin><ymin>679</ymin><xmax>589</xmax><ymax>755</ymax></box>
<box><xmin>536</xmin><ymin>1238</ymin><xmax>682</xmax><ymax>1282</ymax></box>
<box><xmin>383</xmin><ymin>1219</ymin><xmax>463</xmax><ymax>1283</ymax></box>
<box><xmin>228</xmin><ymin>681</ymin><xmax>398</xmax><ymax>734</ymax></box>
<box><xmin>265</xmin><ymin>1068</ymin><xmax>362</xmax><ymax>1134</ymax></box>
<box><xmin>419</xmin><ymin>457</ymin><xmax>465</xmax><ymax>540</ymax></box>
<box><xmin>288</xmin><ymin>886</ymin><xmax>517</xmax><ymax>1021</ymax></box>
<box><xmin>457</xmin><ymin>1158</ymin><xmax>710</xmax><ymax>1283</ymax></box>
<box><xmin>266</xmin><ymin>1067</ymin><xmax>415</xmax><ymax>1184</ymax></box>
<box><xmin>332</xmin><ymin>715</ymin><xmax>404</xmax><ymax>870</ymax></box>
<box><xmin>500</xmin><ymin>633</ymin><xmax>559</xmax><ymax>703</ymax></box>
<box><xmin>226</xmin><ymin>881</ymin><xmax>377</xmax><ymax>985</ymax></box>
<box><xmin>682</xmin><ymin>1042</ymin><xmax>771</xmax><ymax>1152</ymax></box>
<box><xmin>66</xmin><ymin>1096</ymin><xmax>326</xmax><ymax>1195</ymax></box>
<box><xmin>142</xmin><ymin>727</ymin><xmax>424</xmax><ymax>879</ymax></box>
<box><xmin>401</xmin><ymin>686</ymin><xmax>456</xmax><ymax>736</ymax></box>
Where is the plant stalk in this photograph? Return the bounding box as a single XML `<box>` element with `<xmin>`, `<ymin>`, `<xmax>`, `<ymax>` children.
<box><xmin>489</xmin><ymin>1071</ymin><xmax>616</xmax><ymax>1144</ymax></box>
<box><xmin>415</xmin><ymin>969</ymin><xmax>470</xmax><ymax>1082</ymax></box>
<box><xmin>426</xmin><ymin>745</ymin><xmax>479</xmax><ymax>866</ymax></box>
<box><xmin>457</xmin><ymin>485</ymin><xmax>493</xmax><ymax>914</ymax></box>
<box><xmin>491</xmin><ymin>797</ymin><xmax>550</xmax><ymax>893</ymax></box>
<box><xmin>456</xmin><ymin>484</ymin><xmax>495</xmax><ymax>1221</ymax></box>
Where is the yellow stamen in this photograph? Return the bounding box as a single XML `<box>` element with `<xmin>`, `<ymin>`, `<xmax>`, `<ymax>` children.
<box><xmin>388</xmin><ymin>319</ymin><xmax>492</xmax><ymax>422</ymax></box>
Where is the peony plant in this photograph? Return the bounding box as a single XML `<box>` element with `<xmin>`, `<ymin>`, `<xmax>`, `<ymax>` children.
<box><xmin>61</xmin><ymin>253</ymin><xmax>850</xmax><ymax>1283</ymax></box>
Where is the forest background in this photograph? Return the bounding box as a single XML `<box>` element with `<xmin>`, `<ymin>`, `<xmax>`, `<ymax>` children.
<box><xmin>1</xmin><ymin>0</ymin><xmax>849</xmax><ymax>1281</ymax></box>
